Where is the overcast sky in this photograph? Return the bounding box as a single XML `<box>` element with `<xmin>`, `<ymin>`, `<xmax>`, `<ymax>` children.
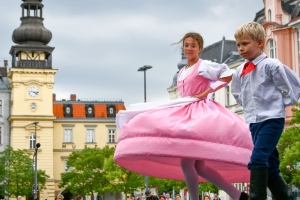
<box><xmin>0</xmin><ymin>0</ymin><xmax>264</xmax><ymax>107</ymax></box>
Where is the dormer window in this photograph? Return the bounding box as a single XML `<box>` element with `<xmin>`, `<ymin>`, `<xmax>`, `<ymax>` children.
<box><xmin>64</xmin><ymin>104</ymin><xmax>72</xmax><ymax>117</ymax></box>
<box><xmin>107</xmin><ymin>105</ymin><xmax>116</xmax><ymax>117</ymax></box>
<box><xmin>86</xmin><ymin>104</ymin><xmax>94</xmax><ymax>118</ymax></box>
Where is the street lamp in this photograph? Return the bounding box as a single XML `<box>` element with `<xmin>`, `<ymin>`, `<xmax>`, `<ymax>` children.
<box><xmin>32</xmin><ymin>122</ymin><xmax>40</xmax><ymax>200</ymax></box>
<box><xmin>137</xmin><ymin>65</ymin><xmax>152</xmax><ymax>191</ymax></box>
<box><xmin>137</xmin><ymin>65</ymin><xmax>152</xmax><ymax>103</ymax></box>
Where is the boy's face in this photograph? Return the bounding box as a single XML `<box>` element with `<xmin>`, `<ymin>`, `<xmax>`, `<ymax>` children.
<box><xmin>236</xmin><ymin>34</ymin><xmax>263</xmax><ymax>61</ymax></box>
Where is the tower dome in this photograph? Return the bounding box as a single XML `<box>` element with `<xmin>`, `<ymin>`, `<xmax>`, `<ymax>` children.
<box><xmin>177</xmin><ymin>49</ymin><xmax>187</xmax><ymax>70</ymax></box>
<box><xmin>9</xmin><ymin>0</ymin><xmax>54</xmax><ymax>69</ymax></box>
<box><xmin>12</xmin><ymin>0</ymin><xmax>52</xmax><ymax>45</ymax></box>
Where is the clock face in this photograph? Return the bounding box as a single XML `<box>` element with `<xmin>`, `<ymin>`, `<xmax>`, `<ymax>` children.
<box><xmin>31</xmin><ymin>103</ymin><xmax>36</xmax><ymax>109</ymax></box>
<box><xmin>28</xmin><ymin>86</ymin><xmax>39</xmax><ymax>97</ymax></box>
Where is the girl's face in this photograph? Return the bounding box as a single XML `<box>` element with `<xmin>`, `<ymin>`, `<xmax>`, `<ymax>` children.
<box><xmin>183</xmin><ymin>37</ymin><xmax>202</xmax><ymax>61</ymax></box>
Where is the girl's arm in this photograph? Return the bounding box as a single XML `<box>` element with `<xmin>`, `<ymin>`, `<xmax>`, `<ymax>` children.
<box><xmin>192</xmin><ymin>75</ymin><xmax>232</xmax><ymax>98</ymax></box>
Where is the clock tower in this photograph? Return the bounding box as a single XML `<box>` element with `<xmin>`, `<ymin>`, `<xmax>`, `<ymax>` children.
<box><xmin>7</xmin><ymin>0</ymin><xmax>57</xmax><ymax>199</ymax></box>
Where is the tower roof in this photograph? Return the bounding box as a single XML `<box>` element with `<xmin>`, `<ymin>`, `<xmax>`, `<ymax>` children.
<box><xmin>12</xmin><ymin>0</ymin><xmax>52</xmax><ymax>45</ymax></box>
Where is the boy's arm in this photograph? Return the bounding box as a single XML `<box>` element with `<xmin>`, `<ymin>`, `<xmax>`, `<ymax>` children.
<box><xmin>272</xmin><ymin>63</ymin><xmax>300</xmax><ymax>106</ymax></box>
<box><xmin>231</xmin><ymin>71</ymin><xmax>243</xmax><ymax>106</ymax></box>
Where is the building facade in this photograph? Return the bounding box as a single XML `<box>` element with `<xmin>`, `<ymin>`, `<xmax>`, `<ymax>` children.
<box><xmin>6</xmin><ymin>1</ymin><xmax>125</xmax><ymax>200</ymax></box>
<box><xmin>0</xmin><ymin>60</ymin><xmax>11</xmax><ymax>152</ymax></box>
<box><xmin>52</xmin><ymin>94</ymin><xmax>124</xmax><ymax>199</ymax></box>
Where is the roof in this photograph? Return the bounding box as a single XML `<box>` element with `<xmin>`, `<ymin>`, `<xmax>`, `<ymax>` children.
<box><xmin>254</xmin><ymin>0</ymin><xmax>300</xmax><ymax>25</ymax></box>
<box><xmin>53</xmin><ymin>102</ymin><xmax>126</xmax><ymax>119</ymax></box>
<box><xmin>200</xmin><ymin>37</ymin><xmax>241</xmax><ymax>64</ymax></box>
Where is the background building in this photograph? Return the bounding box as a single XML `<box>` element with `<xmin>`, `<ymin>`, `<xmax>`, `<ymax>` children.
<box><xmin>52</xmin><ymin>94</ymin><xmax>124</xmax><ymax>199</ymax></box>
<box><xmin>0</xmin><ymin>60</ymin><xmax>11</xmax><ymax>152</ymax></box>
<box><xmin>4</xmin><ymin>1</ymin><xmax>125</xmax><ymax>200</ymax></box>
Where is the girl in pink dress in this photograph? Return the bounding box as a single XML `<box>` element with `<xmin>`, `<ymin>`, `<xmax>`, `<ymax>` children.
<box><xmin>114</xmin><ymin>32</ymin><xmax>252</xmax><ymax>200</ymax></box>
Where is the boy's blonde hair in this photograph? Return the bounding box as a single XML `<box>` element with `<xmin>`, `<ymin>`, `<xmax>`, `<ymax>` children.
<box><xmin>234</xmin><ymin>22</ymin><xmax>265</xmax><ymax>50</ymax></box>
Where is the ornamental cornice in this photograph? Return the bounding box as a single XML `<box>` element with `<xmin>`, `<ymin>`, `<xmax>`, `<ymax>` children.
<box><xmin>8</xmin><ymin>68</ymin><xmax>57</xmax><ymax>76</ymax></box>
<box><xmin>8</xmin><ymin>115</ymin><xmax>56</xmax><ymax>122</ymax></box>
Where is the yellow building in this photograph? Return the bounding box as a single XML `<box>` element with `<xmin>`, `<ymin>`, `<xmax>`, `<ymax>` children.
<box><xmin>7</xmin><ymin>1</ymin><xmax>125</xmax><ymax>200</ymax></box>
<box><xmin>52</xmin><ymin>94</ymin><xmax>124</xmax><ymax>199</ymax></box>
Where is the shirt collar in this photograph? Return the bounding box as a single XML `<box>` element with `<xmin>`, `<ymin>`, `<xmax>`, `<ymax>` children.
<box><xmin>245</xmin><ymin>52</ymin><xmax>266</xmax><ymax>66</ymax></box>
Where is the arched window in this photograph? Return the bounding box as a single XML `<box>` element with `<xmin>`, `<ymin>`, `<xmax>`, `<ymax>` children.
<box><xmin>29</xmin><ymin>133</ymin><xmax>36</xmax><ymax>149</ymax></box>
<box><xmin>268</xmin><ymin>39</ymin><xmax>277</xmax><ymax>58</ymax></box>
<box><xmin>268</xmin><ymin>9</ymin><xmax>272</xmax><ymax>21</ymax></box>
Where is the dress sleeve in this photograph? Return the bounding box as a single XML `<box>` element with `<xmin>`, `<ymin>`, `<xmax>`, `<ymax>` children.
<box><xmin>270</xmin><ymin>60</ymin><xmax>300</xmax><ymax>106</ymax></box>
<box><xmin>198</xmin><ymin>60</ymin><xmax>232</xmax><ymax>80</ymax></box>
<box><xmin>231</xmin><ymin>69</ymin><xmax>243</xmax><ymax>106</ymax></box>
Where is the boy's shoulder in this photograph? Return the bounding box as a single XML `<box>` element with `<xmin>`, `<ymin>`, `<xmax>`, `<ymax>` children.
<box><xmin>262</xmin><ymin>57</ymin><xmax>282</xmax><ymax>65</ymax></box>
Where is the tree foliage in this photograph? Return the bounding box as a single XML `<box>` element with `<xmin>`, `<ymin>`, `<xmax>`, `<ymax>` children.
<box><xmin>60</xmin><ymin>146</ymin><xmax>145</xmax><ymax>195</ymax></box>
<box><xmin>148</xmin><ymin>177</ymin><xmax>186</xmax><ymax>195</ymax></box>
<box><xmin>278</xmin><ymin>102</ymin><xmax>300</xmax><ymax>187</ymax></box>
<box><xmin>0</xmin><ymin>146</ymin><xmax>49</xmax><ymax>198</ymax></box>
<box><xmin>60</xmin><ymin>145</ymin><xmax>222</xmax><ymax>196</ymax></box>
<box><xmin>59</xmin><ymin>146</ymin><xmax>112</xmax><ymax>195</ymax></box>
<box><xmin>199</xmin><ymin>183</ymin><xmax>219</xmax><ymax>196</ymax></box>
<box><xmin>103</xmin><ymin>153</ymin><xmax>144</xmax><ymax>194</ymax></box>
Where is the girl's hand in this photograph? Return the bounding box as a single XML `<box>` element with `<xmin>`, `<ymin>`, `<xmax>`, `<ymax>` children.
<box><xmin>191</xmin><ymin>93</ymin><xmax>207</xmax><ymax>98</ymax></box>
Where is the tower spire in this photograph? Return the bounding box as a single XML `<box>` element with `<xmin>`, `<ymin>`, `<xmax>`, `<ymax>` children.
<box><xmin>10</xmin><ymin>0</ymin><xmax>54</xmax><ymax>69</ymax></box>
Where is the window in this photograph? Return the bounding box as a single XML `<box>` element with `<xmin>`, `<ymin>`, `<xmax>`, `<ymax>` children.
<box><xmin>64</xmin><ymin>129</ymin><xmax>72</xmax><ymax>143</ymax></box>
<box><xmin>29</xmin><ymin>134</ymin><xmax>36</xmax><ymax>149</ymax></box>
<box><xmin>63</xmin><ymin>159</ymin><xmax>72</xmax><ymax>172</ymax></box>
<box><xmin>0</xmin><ymin>127</ymin><xmax>2</xmax><ymax>145</ymax></box>
<box><xmin>268</xmin><ymin>9</ymin><xmax>272</xmax><ymax>21</ymax></box>
<box><xmin>108</xmin><ymin>129</ymin><xmax>116</xmax><ymax>143</ymax></box>
<box><xmin>225</xmin><ymin>86</ymin><xmax>230</xmax><ymax>106</ymax></box>
<box><xmin>268</xmin><ymin>39</ymin><xmax>276</xmax><ymax>58</ymax></box>
<box><xmin>86</xmin><ymin>129</ymin><xmax>95</xmax><ymax>143</ymax></box>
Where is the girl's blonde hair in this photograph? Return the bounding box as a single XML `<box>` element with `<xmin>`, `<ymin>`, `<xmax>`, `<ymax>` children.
<box><xmin>175</xmin><ymin>32</ymin><xmax>204</xmax><ymax>49</ymax></box>
<box><xmin>234</xmin><ymin>22</ymin><xmax>265</xmax><ymax>50</ymax></box>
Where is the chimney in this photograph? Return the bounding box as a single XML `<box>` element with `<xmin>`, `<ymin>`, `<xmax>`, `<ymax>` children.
<box><xmin>53</xmin><ymin>93</ymin><xmax>56</xmax><ymax>101</ymax></box>
<box><xmin>70</xmin><ymin>94</ymin><xmax>76</xmax><ymax>101</ymax></box>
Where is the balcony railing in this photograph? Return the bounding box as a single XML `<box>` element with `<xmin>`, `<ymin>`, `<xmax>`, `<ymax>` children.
<box><xmin>13</xmin><ymin>60</ymin><xmax>52</xmax><ymax>69</ymax></box>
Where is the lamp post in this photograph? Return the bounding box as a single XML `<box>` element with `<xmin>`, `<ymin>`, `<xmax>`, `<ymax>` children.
<box><xmin>32</xmin><ymin>121</ymin><xmax>40</xmax><ymax>200</ymax></box>
<box><xmin>137</xmin><ymin>65</ymin><xmax>152</xmax><ymax>103</ymax></box>
<box><xmin>137</xmin><ymin>65</ymin><xmax>152</xmax><ymax>191</ymax></box>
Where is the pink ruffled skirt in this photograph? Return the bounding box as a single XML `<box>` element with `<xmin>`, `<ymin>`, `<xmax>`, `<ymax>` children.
<box><xmin>114</xmin><ymin>98</ymin><xmax>253</xmax><ymax>182</ymax></box>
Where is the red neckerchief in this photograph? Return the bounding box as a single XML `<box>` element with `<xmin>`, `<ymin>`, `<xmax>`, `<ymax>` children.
<box><xmin>240</xmin><ymin>56</ymin><xmax>268</xmax><ymax>77</ymax></box>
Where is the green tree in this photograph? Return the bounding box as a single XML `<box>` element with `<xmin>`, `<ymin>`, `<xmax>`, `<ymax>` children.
<box><xmin>0</xmin><ymin>146</ymin><xmax>49</xmax><ymax>198</ymax></box>
<box><xmin>104</xmin><ymin>153</ymin><xmax>145</xmax><ymax>195</ymax></box>
<box><xmin>59</xmin><ymin>146</ymin><xmax>114</xmax><ymax>195</ymax></box>
<box><xmin>148</xmin><ymin>177</ymin><xmax>186</xmax><ymax>195</ymax></box>
<box><xmin>278</xmin><ymin>102</ymin><xmax>300</xmax><ymax>187</ymax></box>
<box><xmin>199</xmin><ymin>183</ymin><xmax>219</xmax><ymax>196</ymax></box>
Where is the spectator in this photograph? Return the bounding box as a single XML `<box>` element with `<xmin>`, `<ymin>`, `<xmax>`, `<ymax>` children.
<box><xmin>75</xmin><ymin>195</ymin><xmax>83</xmax><ymax>200</ymax></box>
<box><xmin>175</xmin><ymin>195</ymin><xmax>181</xmax><ymax>200</ymax></box>
<box><xmin>145</xmin><ymin>190</ymin><xmax>158</xmax><ymax>200</ymax></box>
<box><xmin>57</xmin><ymin>194</ymin><xmax>64</xmax><ymax>200</ymax></box>
<box><xmin>165</xmin><ymin>193</ymin><xmax>172</xmax><ymax>200</ymax></box>
<box><xmin>212</xmin><ymin>193</ymin><xmax>220</xmax><ymax>200</ymax></box>
<box><xmin>159</xmin><ymin>195</ymin><xmax>166</xmax><ymax>200</ymax></box>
